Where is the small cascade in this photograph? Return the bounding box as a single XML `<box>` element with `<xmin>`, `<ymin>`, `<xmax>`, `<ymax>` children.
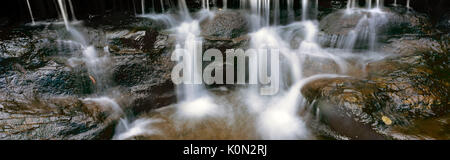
<box><xmin>178</xmin><ymin>0</ymin><xmax>190</xmax><ymax>19</ymax></box>
<box><xmin>160</xmin><ymin>0</ymin><xmax>165</xmax><ymax>12</ymax></box>
<box><xmin>57</xmin><ymin>0</ymin><xmax>70</xmax><ymax>30</ymax></box>
<box><xmin>68</xmin><ymin>0</ymin><xmax>77</xmax><ymax>21</ymax></box>
<box><xmin>393</xmin><ymin>0</ymin><xmax>397</xmax><ymax>6</ymax></box>
<box><xmin>346</xmin><ymin>0</ymin><xmax>358</xmax><ymax>13</ymax></box>
<box><xmin>375</xmin><ymin>0</ymin><xmax>382</xmax><ymax>9</ymax></box>
<box><xmin>202</xmin><ymin>0</ymin><xmax>210</xmax><ymax>11</ymax></box>
<box><xmin>25</xmin><ymin>0</ymin><xmax>35</xmax><ymax>25</ymax></box>
<box><xmin>249</xmin><ymin>0</ymin><xmax>271</xmax><ymax>27</ymax></box>
<box><xmin>287</xmin><ymin>0</ymin><xmax>294</xmax><ymax>22</ymax></box>
<box><xmin>273</xmin><ymin>0</ymin><xmax>280</xmax><ymax>25</ymax></box>
<box><xmin>98</xmin><ymin>0</ymin><xmax>396</xmax><ymax>140</ymax></box>
<box><xmin>141</xmin><ymin>0</ymin><xmax>145</xmax><ymax>15</ymax></box>
<box><xmin>223</xmin><ymin>0</ymin><xmax>227</xmax><ymax>9</ymax></box>
<box><xmin>367</xmin><ymin>0</ymin><xmax>372</xmax><ymax>9</ymax></box>
<box><xmin>240</xmin><ymin>0</ymin><xmax>247</xmax><ymax>9</ymax></box>
<box><xmin>302</xmin><ymin>0</ymin><xmax>308</xmax><ymax>20</ymax></box>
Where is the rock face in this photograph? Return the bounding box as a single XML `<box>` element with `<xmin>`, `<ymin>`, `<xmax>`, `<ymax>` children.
<box><xmin>200</xmin><ymin>11</ymin><xmax>250</xmax><ymax>55</ymax></box>
<box><xmin>0</xmin><ymin>97</ymin><xmax>117</xmax><ymax>140</ymax></box>
<box><xmin>436</xmin><ymin>12</ymin><xmax>450</xmax><ymax>33</ymax></box>
<box><xmin>318</xmin><ymin>7</ymin><xmax>432</xmax><ymax>49</ymax></box>
<box><xmin>0</xmin><ymin>15</ymin><xmax>177</xmax><ymax>139</ymax></box>
<box><xmin>201</xmin><ymin>11</ymin><xmax>249</xmax><ymax>40</ymax></box>
<box><xmin>302</xmin><ymin>37</ymin><xmax>449</xmax><ymax>140</ymax></box>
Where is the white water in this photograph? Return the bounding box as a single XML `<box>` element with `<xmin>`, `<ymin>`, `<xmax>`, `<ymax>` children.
<box><xmin>26</xmin><ymin>0</ymin><xmax>35</xmax><ymax>25</ymax></box>
<box><xmin>287</xmin><ymin>0</ymin><xmax>294</xmax><ymax>22</ymax></box>
<box><xmin>160</xmin><ymin>0</ymin><xmax>165</xmax><ymax>12</ymax></box>
<box><xmin>142</xmin><ymin>0</ymin><xmax>145</xmax><ymax>15</ymax></box>
<box><xmin>302</xmin><ymin>0</ymin><xmax>308</xmax><ymax>20</ymax></box>
<box><xmin>57</xmin><ymin>0</ymin><xmax>70</xmax><ymax>30</ymax></box>
<box><xmin>202</xmin><ymin>0</ymin><xmax>210</xmax><ymax>11</ymax></box>
<box><xmin>223</xmin><ymin>0</ymin><xmax>227</xmax><ymax>9</ymax></box>
<box><xmin>112</xmin><ymin>0</ymin><xmax>393</xmax><ymax>140</ymax></box>
<box><xmin>55</xmin><ymin>0</ymin><xmax>122</xmax><ymax>126</ymax></box>
<box><xmin>178</xmin><ymin>0</ymin><xmax>190</xmax><ymax>19</ymax></box>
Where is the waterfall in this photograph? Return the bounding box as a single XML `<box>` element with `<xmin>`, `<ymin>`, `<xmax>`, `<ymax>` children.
<box><xmin>407</xmin><ymin>0</ymin><xmax>411</xmax><ymax>9</ymax></box>
<box><xmin>57</xmin><ymin>0</ymin><xmax>70</xmax><ymax>30</ymax></box>
<box><xmin>202</xmin><ymin>0</ymin><xmax>210</xmax><ymax>11</ymax></box>
<box><xmin>25</xmin><ymin>0</ymin><xmax>35</xmax><ymax>25</ymax></box>
<box><xmin>223</xmin><ymin>0</ymin><xmax>227</xmax><ymax>9</ymax></box>
<box><xmin>160</xmin><ymin>0</ymin><xmax>165</xmax><ymax>12</ymax></box>
<box><xmin>108</xmin><ymin>0</ymin><xmax>396</xmax><ymax>140</ymax></box>
<box><xmin>347</xmin><ymin>0</ymin><xmax>358</xmax><ymax>10</ymax></box>
<box><xmin>68</xmin><ymin>0</ymin><xmax>77</xmax><ymax>21</ymax></box>
<box><xmin>302</xmin><ymin>0</ymin><xmax>308</xmax><ymax>20</ymax></box>
<box><xmin>178</xmin><ymin>0</ymin><xmax>190</xmax><ymax>19</ymax></box>
<box><xmin>249</xmin><ymin>0</ymin><xmax>271</xmax><ymax>27</ymax></box>
<box><xmin>393</xmin><ymin>0</ymin><xmax>397</xmax><ymax>6</ymax></box>
<box><xmin>287</xmin><ymin>0</ymin><xmax>294</xmax><ymax>22</ymax></box>
<box><xmin>273</xmin><ymin>0</ymin><xmax>280</xmax><ymax>25</ymax></box>
<box><xmin>315</xmin><ymin>0</ymin><xmax>319</xmax><ymax>19</ymax></box>
<box><xmin>141</xmin><ymin>0</ymin><xmax>145</xmax><ymax>15</ymax></box>
<box><xmin>240</xmin><ymin>0</ymin><xmax>247</xmax><ymax>9</ymax></box>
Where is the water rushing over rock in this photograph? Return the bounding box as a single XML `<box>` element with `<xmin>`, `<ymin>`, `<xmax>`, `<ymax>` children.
<box><xmin>25</xmin><ymin>0</ymin><xmax>35</xmax><ymax>25</ymax></box>
<box><xmin>0</xmin><ymin>0</ymin><xmax>448</xmax><ymax>140</ymax></box>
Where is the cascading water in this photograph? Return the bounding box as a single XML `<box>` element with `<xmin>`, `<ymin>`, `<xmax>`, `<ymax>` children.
<box><xmin>26</xmin><ymin>0</ymin><xmax>35</xmax><ymax>25</ymax></box>
<box><xmin>287</xmin><ymin>0</ymin><xmax>294</xmax><ymax>22</ymax></box>
<box><xmin>202</xmin><ymin>0</ymin><xmax>210</xmax><ymax>11</ymax></box>
<box><xmin>57</xmin><ymin>0</ymin><xmax>70</xmax><ymax>30</ymax></box>
<box><xmin>56</xmin><ymin>0</ymin><xmax>121</xmax><ymax>123</ymax></box>
<box><xmin>302</xmin><ymin>0</ymin><xmax>308</xmax><ymax>20</ymax></box>
<box><xmin>223</xmin><ymin>0</ymin><xmax>227</xmax><ymax>9</ymax></box>
<box><xmin>178</xmin><ymin>0</ymin><xmax>190</xmax><ymax>19</ymax></box>
<box><xmin>142</xmin><ymin>0</ymin><xmax>145</xmax><ymax>15</ymax></box>
<box><xmin>367</xmin><ymin>0</ymin><xmax>372</xmax><ymax>9</ymax></box>
<box><xmin>160</xmin><ymin>0</ymin><xmax>165</xmax><ymax>12</ymax></box>
<box><xmin>112</xmin><ymin>0</ymin><xmax>393</xmax><ymax>140</ymax></box>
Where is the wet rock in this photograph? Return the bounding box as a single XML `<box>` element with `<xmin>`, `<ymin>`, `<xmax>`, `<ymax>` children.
<box><xmin>111</xmin><ymin>50</ymin><xmax>176</xmax><ymax>115</ymax></box>
<box><xmin>0</xmin><ymin>97</ymin><xmax>119</xmax><ymax>140</ymax></box>
<box><xmin>201</xmin><ymin>11</ymin><xmax>249</xmax><ymax>40</ymax></box>
<box><xmin>302</xmin><ymin>48</ymin><xmax>449</xmax><ymax>140</ymax></box>
<box><xmin>319</xmin><ymin>7</ymin><xmax>432</xmax><ymax>49</ymax></box>
<box><xmin>381</xmin><ymin>37</ymin><xmax>444</xmax><ymax>56</ymax></box>
<box><xmin>107</xmin><ymin>28</ymin><xmax>170</xmax><ymax>55</ymax></box>
<box><xmin>436</xmin><ymin>12</ymin><xmax>450</xmax><ymax>33</ymax></box>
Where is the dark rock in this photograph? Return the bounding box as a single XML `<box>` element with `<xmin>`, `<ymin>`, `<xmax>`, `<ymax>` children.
<box><xmin>436</xmin><ymin>12</ymin><xmax>450</xmax><ymax>33</ymax></box>
<box><xmin>319</xmin><ymin>7</ymin><xmax>432</xmax><ymax>49</ymax></box>
<box><xmin>111</xmin><ymin>50</ymin><xmax>177</xmax><ymax>115</ymax></box>
<box><xmin>0</xmin><ymin>97</ymin><xmax>119</xmax><ymax>140</ymax></box>
<box><xmin>302</xmin><ymin>40</ymin><xmax>449</xmax><ymax>139</ymax></box>
<box><xmin>201</xmin><ymin>10</ymin><xmax>249</xmax><ymax>40</ymax></box>
<box><xmin>108</xmin><ymin>28</ymin><xmax>170</xmax><ymax>55</ymax></box>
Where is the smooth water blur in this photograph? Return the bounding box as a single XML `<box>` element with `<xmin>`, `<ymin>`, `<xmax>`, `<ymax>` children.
<box><xmin>112</xmin><ymin>0</ymin><xmax>393</xmax><ymax>140</ymax></box>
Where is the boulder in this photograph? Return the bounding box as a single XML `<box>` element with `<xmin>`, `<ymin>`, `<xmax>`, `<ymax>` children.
<box><xmin>318</xmin><ymin>7</ymin><xmax>432</xmax><ymax>49</ymax></box>
<box><xmin>0</xmin><ymin>97</ymin><xmax>119</xmax><ymax>140</ymax></box>
<box><xmin>302</xmin><ymin>39</ymin><xmax>449</xmax><ymax>139</ymax></box>
<box><xmin>201</xmin><ymin>11</ymin><xmax>249</xmax><ymax>40</ymax></box>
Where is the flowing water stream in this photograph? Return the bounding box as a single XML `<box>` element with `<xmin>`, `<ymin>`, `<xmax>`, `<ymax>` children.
<box><xmin>112</xmin><ymin>0</ymin><xmax>393</xmax><ymax>140</ymax></box>
<box><xmin>21</xmin><ymin>0</ymin><xmax>401</xmax><ymax>140</ymax></box>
